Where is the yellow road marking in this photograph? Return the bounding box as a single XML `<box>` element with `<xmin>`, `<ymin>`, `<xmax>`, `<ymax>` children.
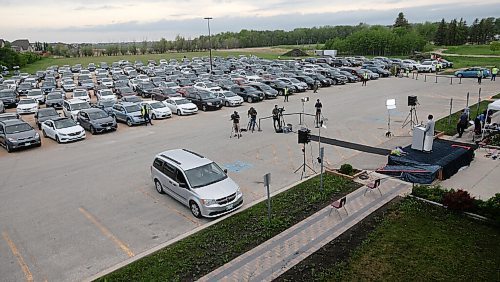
<box><xmin>2</xmin><ymin>231</ymin><xmax>33</xmax><ymax>282</ymax></box>
<box><xmin>138</xmin><ymin>187</ymin><xmax>200</xmax><ymax>226</ymax></box>
<box><xmin>79</xmin><ymin>207</ymin><xmax>135</xmax><ymax>258</ymax></box>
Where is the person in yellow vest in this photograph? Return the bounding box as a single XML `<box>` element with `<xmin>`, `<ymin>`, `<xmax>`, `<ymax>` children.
<box><xmin>477</xmin><ymin>69</ymin><xmax>483</xmax><ymax>85</ymax></box>
<box><xmin>362</xmin><ymin>72</ymin><xmax>368</xmax><ymax>86</ymax></box>
<box><xmin>491</xmin><ymin>66</ymin><xmax>498</xmax><ymax>81</ymax></box>
<box><xmin>283</xmin><ymin>87</ymin><xmax>289</xmax><ymax>102</ymax></box>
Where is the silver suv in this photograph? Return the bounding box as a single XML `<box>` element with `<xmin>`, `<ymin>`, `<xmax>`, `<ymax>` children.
<box><xmin>151</xmin><ymin>149</ymin><xmax>243</xmax><ymax>218</ymax></box>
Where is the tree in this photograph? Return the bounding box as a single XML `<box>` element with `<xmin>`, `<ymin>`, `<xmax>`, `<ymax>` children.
<box><xmin>129</xmin><ymin>42</ymin><xmax>138</xmax><ymax>55</ymax></box>
<box><xmin>394</xmin><ymin>12</ymin><xmax>410</xmax><ymax>29</ymax></box>
<box><xmin>446</xmin><ymin>19</ymin><xmax>458</xmax><ymax>45</ymax></box>
<box><xmin>434</xmin><ymin>19</ymin><xmax>447</xmax><ymax>45</ymax></box>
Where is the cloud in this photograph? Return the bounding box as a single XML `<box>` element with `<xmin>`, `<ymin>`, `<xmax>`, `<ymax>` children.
<box><xmin>73</xmin><ymin>5</ymin><xmax>121</xmax><ymax>11</ymax></box>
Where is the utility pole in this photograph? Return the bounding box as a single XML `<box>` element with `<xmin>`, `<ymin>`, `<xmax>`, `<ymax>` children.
<box><xmin>204</xmin><ymin>17</ymin><xmax>213</xmax><ymax>74</ymax></box>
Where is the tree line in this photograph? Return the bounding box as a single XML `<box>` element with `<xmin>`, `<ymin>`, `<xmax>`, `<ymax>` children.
<box><xmin>0</xmin><ymin>47</ymin><xmax>41</xmax><ymax>69</ymax></box>
<box><xmin>434</xmin><ymin>17</ymin><xmax>497</xmax><ymax>45</ymax></box>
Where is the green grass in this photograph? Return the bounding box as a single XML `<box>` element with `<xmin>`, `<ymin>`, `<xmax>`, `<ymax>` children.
<box><xmin>442</xmin><ymin>55</ymin><xmax>500</xmax><ymax>69</ymax></box>
<box><xmin>435</xmin><ymin>100</ymin><xmax>492</xmax><ymax>135</ymax></box>
<box><xmin>98</xmin><ymin>174</ymin><xmax>360</xmax><ymax>281</ymax></box>
<box><xmin>327</xmin><ymin>198</ymin><xmax>500</xmax><ymax>281</ymax></box>
<box><xmin>18</xmin><ymin>50</ymin><xmax>283</xmax><ymax>74</ymax></box>
<box><xmin>271</xmin><ymin>44</ymin><xmax>322</xmax><ymax>51</ymax></box>
<box><xmin>443</xmin><ymin>45</ymin><xmax>500</xmax><ymax>56</ymax></box>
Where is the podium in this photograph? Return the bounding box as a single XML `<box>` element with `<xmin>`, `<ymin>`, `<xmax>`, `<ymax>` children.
<box><xmin>411</xmin><ymin>126</ymin><xmax>433</xmax><ymax>152</ymax></box>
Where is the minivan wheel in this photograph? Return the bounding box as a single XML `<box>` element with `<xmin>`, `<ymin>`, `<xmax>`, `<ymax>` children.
<box><xmin>126</xmin><ymin>118</ymin><xmax>133</xmax><ymax>127</ymax></box>
<box><xmin>42</xmin><ymin>129</ymin><xmax>47</xmax><ymax>137</ymax></box>
<box><xmin>154</xmin><ymin>180</ymin><xmax>165</xmax><ymax>194</ymax></box>
<box><xmin>56</xmin><ymin>135</ymin><xmax>61</xmax><ymax>144</ymax></box>
<box><xmin>225</xmin><ymin>101</ymin><xmax>229</xmax><ymax>107</ymax></box>
<box><xmin>247</xmin><ymin>97</ymin><xmax>252</xmax><ymax>103</ymax></box>
<box><xmin>6</xmin><ymin>143</ymin><xmax>12</xmax><ymax>153</ymax></box>
<box><xmin>90</xmin><ymin>126</ymin><xmax>96</xmax><ymax>135</ymax></box>
<box><xmin>177</xmin><ymin>110</ymin><xmax>181</xmax><ymax>116</ymax></box>
<box><xmin>189</xmin><ymin>201</ymin><xmax>202</xmax><ymax>218</ymax></box>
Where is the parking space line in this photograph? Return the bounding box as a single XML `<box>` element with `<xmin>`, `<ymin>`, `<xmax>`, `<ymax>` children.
<box><xmin>138</xmin><ymin>187</ymin><xmax>200</xmax><ymax>227</ymax></box>
<box><xmin>2</xmin><ymin>231</ymin><xmax>33</xmax><ymax>282</ymax></box>
<box><xmin>272</xmin><ymin>144</ymin><xmax>278</xmax><ymax>165</ymax></box>
<box><xmin>286</xmin><ymin>144</ymin><xmax>295</xmax><ymax>170</ymax></box>
<box><xmin>78</xmin><ymin>207</ymin><xmax>135</xmax><ymax>258</ymax></box>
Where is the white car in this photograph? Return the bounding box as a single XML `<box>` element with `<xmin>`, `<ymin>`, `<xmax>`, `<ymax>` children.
<box><xmin>63</xmin><ymin>99</ymin><xmax>91</xmax><ymax>120</ymax></box>
<box><xmin>216</xmin><ymin>91</ymin><xmax>243</xmax><ymax>107</ymax></box>
<box><xmin>136</xmin><ymin>74</ymin><xmax>150</xmax><ymax>83</ymax></box>
<box><xmin>72</xmin><ymin>89</ymin><xmax>91</xmax><ymax>102</ymax></box>
<box><xmin>402</xmin><ymin>59</ymin><xmax>419</xmax><ymax>70</ymax></box>
<box><xmin>16</xmin><ymin>98</ymin><xmax>39</xmax><ymax>114</ymax></box>
<box><xmin>128</xmin><ymin>78</ymin><xmax>141</xmax><ymax>91</ymax></box>
<box><xmin>158</xmin><ymin>81</ymin><xmax>180</xmax><ymax>90</ymax></box>
<box><xmin>26</xmin><ymin>89</ymin><xmax>45</xmax><ymax>104</ymax></box>
<box><xmin>41</xmin><ymin>117</ymin><xmax>86</xmax><ymax>143</ymax></box>
<box><xmin>194</xmin><ymin>81</ymin><xmax>223</xmax><ymax>94</ymax></box>
<box><xmin>140</xmin><ymin>101</ymin><xmax>172</xmax><ymax>119</ymax></box>
<box><xmin>3</xmin><ymin>79</ymin><xmax>17</xmax><ymax>90</ymax></box>
<box><xmin>96</xmin><ymin>89</ymin><xmax>117</xmax><ymax>102</ymax></box>
<box><xmin>417</xmin><ymin>61</ymin><xmax>437</xmax><ymax>73</ymax></box>
<box><xmin>164</xmin><ymin>97</ymin><xmax>198</xmax><ymax>116</ymax></box>
<box><xmin>62</xmin><ymin>79</ymin><xmax>76</xmax><ymax>92</ymax></box>
<box><xmin>100</xmin><ymin>78</ymin><xmax>114</xmax><ymax>88</ymax></box>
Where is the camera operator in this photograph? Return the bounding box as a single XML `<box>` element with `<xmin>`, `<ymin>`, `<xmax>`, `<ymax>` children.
<box><xmin>231</xmin><ymin>111</ymin><xmax>241</xmax><ymax>137</ymax></box>
<box><xmin>272</xmin><ymin>105</ymin><xmax>281</xmax><ymax>131</ymax></box>
<box><xmin>247</xmin><ymin>107</ymin><xmax>257</xmax><ymax>132</ymax></box>
<box><xmin>315</xmin><ymin>99</ymin><xmax>322</xmax><ymax>128</ymax></box>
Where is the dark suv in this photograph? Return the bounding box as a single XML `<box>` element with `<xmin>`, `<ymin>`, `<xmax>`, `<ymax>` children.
<box><xmin>0</xmin><ymin>119</ymin><xmax>41</xmax><ymax>152</ymax></box>
<box><xmin>77</xmin><ymin>108</ymin><xmax>117</xmax><ymax>134</ymax></box>
<box><xmin>136</xmin><ymin>82</ymin><xmax>155</xmax><ymax>98</ymax></box>
<box><xmin>230</xmin><ymin>86</ymin><xmax>265</xmax><ymax>103</ymax></box>
<box><xmin>185</xmin><ymin>90</ymin><xmax>223</xmax><ymax>111</ymax></box>
<box><xmin>0</xmin><ymin>89</ymin><xmax>19</xmax><ymax>107</ymax></box>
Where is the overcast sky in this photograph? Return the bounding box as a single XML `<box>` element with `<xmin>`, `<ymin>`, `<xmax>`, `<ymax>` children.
<box><xmin>1</xmin><ymin>0</ymin><xmax>499</xmax><ymax>43</ymax></box>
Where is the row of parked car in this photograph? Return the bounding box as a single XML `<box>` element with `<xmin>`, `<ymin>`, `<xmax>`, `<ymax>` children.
<box><xmin>0</xmin><ymin>54</ymin><xmax>404</xmax><ymax>153</ymax></box>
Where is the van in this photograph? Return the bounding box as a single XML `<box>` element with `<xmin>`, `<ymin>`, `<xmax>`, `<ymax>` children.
<box><xmin>151</xmin><ymin>149</ymin><xmax>243</xmax><ymax>218</ymax></box>
<box><xmin>63</xmin><ymin>99</ymin><xmax>91</xmax><ymax>120</ymax></box>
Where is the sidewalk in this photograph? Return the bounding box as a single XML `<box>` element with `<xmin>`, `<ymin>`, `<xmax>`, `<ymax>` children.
<box><xmin>199</xmin><ymin>174</ymin><xmax>412</xmax><ymax>282</ymax></box>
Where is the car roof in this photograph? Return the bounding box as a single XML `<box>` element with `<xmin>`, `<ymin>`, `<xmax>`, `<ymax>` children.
<box><xmin>81</xmin><ymin>108</ymin><xmax>104</xmax><ymax>113</ymax></box>
<box><xmin>156</xmin><ymin>149</ymin><xmax>212</xmax><ymax>171</ymax></box>
<box><xmin>169</xmin><ymin>96</ymin><xmax>187</xmax><ymax>100</ymax></box>
<box><xmin>120</xmin><ymin>102</ymin><xmax>137</xmax><ymax>106</ymax></box>
<box><xmin>66</xmin><ymin>98</ymin><xmax>88</xmax><ymax>104</ymax></box>
<box><xmin>1</xmin><ymin>119</ymin><xmax>28</xmax><ymax>126</ymax></box>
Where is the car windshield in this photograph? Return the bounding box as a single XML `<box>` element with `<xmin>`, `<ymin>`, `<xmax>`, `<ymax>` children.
<box><xmin>149</xmin><ymin>102</ymin><xmax>165</xmax><ymax>109</ymax></box>
<box><xmin>125</xmin><ymin>96</ymin><xmax>141</xmax><ymax>103</ymax></box>
<box><xmin>100</xmin><ymin>90</ymin><xmax>113</xmax><ymax>96</ymax></box>
<box><xmin>274</xmin><ymin>81</ymin><xmax>287</xmax><ymax>87</ymax></box>
<box><xmin>54</xmin><ymin>119</ymin><xmax>76</xmax><ymax>129</ymax></box>
<box><xmin>19</xmin><ymin>99</ymin><xmax>36</xmax><ymax>105</ymax></box>
<box><xmin>89</xmin><ymin>111</ymin><xmax>109</xmax><ymax>119</ymax></box>
<box><xmin>204</xmin><ymin>82</ymin><xmax>217</xmax><ymax>88</ymax></box>
<box><xmin>5</xmin><ymin>123</ymin><xmax>32</xmax><ymax>134</ymax></box>
<box><xmin>422</xmin><ymin>61</ymin><xmax>432</xmax><ymax>65</ymax></box>
<box><xmin>199</xmin><ymin>92</ymin><xmax>216</xmax><ymax>99</ymax></box>
<box><xmin>74</xmin><ymin>91</ymin><xmax>87</xmax><ymax>97</ymax></box>
<box><xmin>99</xmin><ymin>100</ymin><xmax>115</xmax><ymax>107</ymax></box>
<box><xmin>184</xmin><ymin>162</ymin><xmax>227</xmax><ymax>189</ymax></box>
<box><xmin>141</xmin><ymin>83</ymin><xmax>153</xmax><ymax>90</ymax></box>
<box><xmin>71</xmin><ymin>102</ymin><xmax>90</xmax><ymax>110</ymax></box>
<box><xmin>0</xmin><ymin>91</ymin><xmax>15</xmax><ymax>98</ymax></box>
<box><xmin>223</xmin><ymin>91</ymin><xmax>236</xmax><ymax>97</ymax></box>
<box><xmin>121</xmin><ymin>87</ymin><xmax>134</xmax><ymax>94</ymax></box>
<box><xmin>125</xmin><ymin>105</ymin><xmax>141</xmax><ymax>112</ymax></box>
<box><xmin>175</xmin><ymin>99</ymin><xmax>190</xmax><ymax>105</ymax></box>
<box><xmin>47</xmin><ymin>94</ymin><xmax>60</xmax><ymax>100</ymax></box>
<box><xmin>38</xmin><ymin>109</ymin><xmax>57</xmax><ymax>117</ymax></box>
<box><xmin>290</xmin><ymin>78</ymin><xmax>301</xmax><ymax>83</ymax></box>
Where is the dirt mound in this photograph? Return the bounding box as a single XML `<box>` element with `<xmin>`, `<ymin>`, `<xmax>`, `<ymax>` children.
<box><xmin>283</xmin><ymin>48</ymin><xmax>309</xmax><ymax>57</ymax></box>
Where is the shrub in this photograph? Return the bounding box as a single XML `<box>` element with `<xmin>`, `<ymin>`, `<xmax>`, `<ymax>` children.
<box><xmin>443</xmin><ymin>189</ymin><xmax>475</xmax><ymax>212</ymax></box>
<box><xmin>477</xmin><ymin>193</ymin><xmax>500</xmax><ymax>222</ymax></box>
<box><xmin>339</xmin><ymin>164</ymin><xmax>353</xmax><ymax>175</ymax></box>
<box><xmin>412</xmin><ymin>185</ymin><xmax>449</xmax><ymax>202</ymax></box>
<box><xmin>490</xmin><ymin>41</ymin><xmax>500</xmax><ymax>52</ymax></box>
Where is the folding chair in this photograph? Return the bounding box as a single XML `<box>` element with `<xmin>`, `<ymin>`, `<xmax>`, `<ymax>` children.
<box><xmin>329</xmin><ymin>196</ymin><xmax>347</xmax><ymax>218</ymax></box>
<box><xmin>364</xmin><ymin>179</ymin><xmax>382</xmax><ymax>196</ymax></box>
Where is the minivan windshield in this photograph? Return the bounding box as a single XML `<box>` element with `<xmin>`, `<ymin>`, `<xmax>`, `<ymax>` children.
<box><xmin>185</xmin><ymin>162</ymin><xmax>227</xmax><ymax>189</ymax></box>
<box><xmin>5</xmin><ymin>123</ymin><xmax>32</xmax><ymax>134</ymax></box>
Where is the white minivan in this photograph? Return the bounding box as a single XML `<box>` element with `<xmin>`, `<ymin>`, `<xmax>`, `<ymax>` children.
<box><xmin>151</xmin><ymin>149</ymin><xmax>243</xmax><ymax>218</ymax></box>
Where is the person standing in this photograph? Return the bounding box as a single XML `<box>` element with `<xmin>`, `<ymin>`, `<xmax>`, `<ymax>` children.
<box><xmin>491</xmin><ymin>66</ymin><xmax>498</xmax><ymax>81</ymax></box>
<box><xmin>362</xmin><ymin>72</ymin><xmax>368</xmax><ymax>86</ymax></box>
<box><xmin>141</xmin><ymin>104</ymin><xmax>153</xmax><ymax>126</ymax></box>
<box><xmin>272</xmin><ymin>105</ymin><xmax>280</xmax><ymax>132</ymax></box>
<box><xmin>315</xmin><ymin>99</ymin><xmax>323</xmax><ymax>128</ymax></box>
<box><xmin>424</xmin><ymin>115</ymin><xmax>435</xmax><ymax>152</ymax></box>
<box><xmin>247</xmin><ymin>107</ymin><xmax>257</xmax><ymax>132</ymax></box>
<box><xmin>477</xmin><ymin>69</ymin><xmax>482</xmax><ymax>85</ymax></box>
<box><xmin>313</xmin><ymin>79</ymin><xmax>319</xmax><ymax>93</ymax></box>
<box><xmin>456</xmin><ymin>109</ymin><xmax>469</xmax><ymax>138</ymax></box>
<box><xmin>230</xmin><ymin>111</ymin><xmax>241</xmax><ymax>138</ymax></box>
<box><xmin>283</xmin><ymin>87</ymin><xmax>289</xmax><ymax>102</ymax></box>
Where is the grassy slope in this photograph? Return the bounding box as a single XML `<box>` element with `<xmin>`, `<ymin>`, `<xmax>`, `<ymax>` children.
<box><xmin>329</xmin><ymin>199</ymin><xmax>500</xmax><ymax>281</ymax></box>
<box><xmin>443</xmin><ymin>45</ymin><xmax>500</xmax><ymax>56</ymax></box>
<box><xmin>98</xmin><ymin>174</ymin><xmax>359</xmax><ymax>281</ymax></box>
<box><xmin>435</xmin><ymin>100</ymin><xmax>491</xmax><ymax>135</ymax></box>
<box><xmin>442</xmin><ymin>56</ymin><xmax>500</xmax><ymax>69</ymax></box>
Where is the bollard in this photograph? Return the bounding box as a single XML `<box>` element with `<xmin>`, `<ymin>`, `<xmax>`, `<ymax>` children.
<box><xmin>459</xmin><ymin>77</ymin><xmax>462</xmax><ymax>84</ymax></box>
<box><xmin>416</xmin><ymin>73</ymin><xmax>418</xmax><ymax>80</ymax></box>
<box><xmin>424</xmin><ymin>75</ymin><xmax>427</xmax><ymax>82</ymax></box>
<box><xmin>412</xmin><ymin>72</ymin><xmax>415</xmax><ymax>79</ymax></box>
<box><xmin>450</xmin><ymin>77</ymin><xmax>453</xmax><ymax>85</ymax></box>
<box><xmin>435</xmin><ymin>75</ymin><xmax>438</xmax><ymax>83</ymax></box>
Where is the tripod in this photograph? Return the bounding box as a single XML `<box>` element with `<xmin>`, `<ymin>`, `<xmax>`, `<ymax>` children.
<box><xmin>402</xmin><ymin>105</ymin><xmax>419</xmax><ymax>129</ymax></box>
<box><xmin>386</xmin><ymin>110</ymin><xmax>393</xmax><ymax>137</ymax></box>
<box><xmin>294</xmin><ymin>144</ymin><xmax>316</xmax><ymax>179</ymax></box>
<box><xmin>230</xmin><ymin>123</ymin><xmax>241</xmax><ymax>139</ymax></box>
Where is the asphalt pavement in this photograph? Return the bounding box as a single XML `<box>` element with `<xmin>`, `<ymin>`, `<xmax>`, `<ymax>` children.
<box><xmin>0</xmin><ymin>75</ymin><xmax>498</xmax><ymax>281</ymax></box>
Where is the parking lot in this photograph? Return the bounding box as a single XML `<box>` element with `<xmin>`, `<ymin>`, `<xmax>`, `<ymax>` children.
<box><xmin>1</xmin><ymin>63</ymin><xmax>498</xmax><ymax>280</ymax></box>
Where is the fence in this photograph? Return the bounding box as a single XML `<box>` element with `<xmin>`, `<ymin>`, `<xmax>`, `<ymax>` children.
<box><xmin>410</xmin><ymin>72</ymin><xmax>463</xmax><ymax>85</ymax></box>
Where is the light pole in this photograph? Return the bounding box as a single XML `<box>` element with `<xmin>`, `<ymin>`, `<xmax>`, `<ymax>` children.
<box><xmin>204</xmin><ymin>17</ymin><xmax>213</xmax><ymax>74</ymax></box>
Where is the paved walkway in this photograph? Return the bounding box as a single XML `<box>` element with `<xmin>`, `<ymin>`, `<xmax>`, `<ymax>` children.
<box><xmin>199</xmin><ymin>174</ymin><xmax>411</xmax><ymax>282</ymax></box>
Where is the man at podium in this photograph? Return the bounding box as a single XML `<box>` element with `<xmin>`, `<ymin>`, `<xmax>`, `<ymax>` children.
<box><xmin>423</xmin><ymin>114</ymin><xmax>435</xmax><ymax>152</ymax></box>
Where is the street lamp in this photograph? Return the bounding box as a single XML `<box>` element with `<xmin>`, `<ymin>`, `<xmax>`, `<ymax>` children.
<box><xmin>203</xmin><ymin>17</ymin><xmax>213</xmax><ymax>74</ymax></box>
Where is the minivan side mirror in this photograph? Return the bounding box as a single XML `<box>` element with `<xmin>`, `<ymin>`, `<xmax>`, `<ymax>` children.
<box><xmin>223</xmin><ymin>169</ymin><xmax>228</xmax><ymax>174</ymax></box>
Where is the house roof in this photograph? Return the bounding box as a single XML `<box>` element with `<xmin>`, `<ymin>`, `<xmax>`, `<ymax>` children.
<box><xmin>11</xmin><ymin>39</ymin><xmax>30</xmax><ymax>51</ymax></box>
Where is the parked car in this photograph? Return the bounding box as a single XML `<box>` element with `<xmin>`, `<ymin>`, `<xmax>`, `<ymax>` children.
<box><xmin>185</xmin><ymin>90</ymin><xmax>223</xmax><ymax>111</ymax></box>
<box><xmin>263</xmin><ymin>80</ymin><xmax>293</xmax><ymax>95</ymax></box>
<box><xmin>417</xmin><ymin>61</ymin><xmax>437</xmax><ymax>73</ymax></box>
<box><xmin>16</xmin><ymin>82</ymin><xmax>32</xmax><ymax>95</ymax></box>
<box><xmin>0</xmin><ymin>112</ymin><xmax>20</xmax><ymax>122</ymax></box>
<box><xmin>0</xmin><ymin>89</ymin><xmax>19</xmax><ymax>108</ymax></box>
<box><xmin>45</xmin><ymin>92</ymin><xmax>64</xmax><ymax>108</ymax></box>
<box><xmin>0</xmin><ymin>100</ymin><xmax>3</xmax><ymax>113</ymax></box>
<box><xmin>140</xmin><ymin>101</ymin><xmax>172</xmax><ymax>119</ymax></box>
<box><xmin>72</xmin><ymin>89</ymin><xmax>91</xmax><ymax>102</ymax></box>
<box><xmin>121</xmin><ymin>95</ymin><xmax>143</xmax><ymax>104</ymax></box>
<box><xmin>63</xmin><ymin>99</ymin><xmax>91</xmax><ymax>120</ymax></box>
<box><xmin>96</xmin><ymin>89</ymin><xmax>117</xmax><ymax>102</ymax></box>
<box><xmin>230</xmin><ymin>85</ymin><xmax>265</xmax><ymax>103</ymax></box>
<box><xmin>41</xmin><ymin>117</ymin><xmax>86</xmax><ymax>143</ymax></box>
<box><xmin>194</xmin><ymin>81</ymin><xmax>223</xmax><ymax>93</ymax></box>
<box><xmin>0</xmin><ymin>119</ymin><xmax>41</xmax><ymax>152</ymax></box>
<box><xmin>16</xmin><ymin>98</ymin><xmax>39</xmax><ymax>114</ymax></box>
<box><xmin>216</xmin><ymin>91</ymin><xmax>244</xmax><ymax>107</ymax></box>
<box><xmin>40</xmin><ymin>81</ymin><xmax>55</xmax><ymax>94</ymax></box>
<box><xmin>26</xmin><ymin>89</ymin><xmax>45</xmax><ymax>104</ymax></box>
<box><xmin>150</xmin><ymin>148</ymin><xmax>243</xmax><ymax>218</ymax></box>
<box><xmin>151</xmin><ymin>87</ymin><xmax>181</xmax><ymax>101</ymax></box>
<box><xmin>164</xmin><ymin>97</ymin><xmax>198</xmax><ymax>116</ymax></box>
<box><xmin>94</xmin><ymin>99</ymin><xmax>116</xmax><ymax>115</ymax></box>
<box><xmin>77</xmin><ymin>108</ymin><xmax>117</xmax><ymax>134</ymax></box>
<box><xmin>35</xmin><ymin>107</ymin><xmax>60</xmax><ymax>129</ymax></box>
<box><xmin>62</xmin><ymin>79</ymin><xmax>76</xmax><ymax>92</ymax></box>
<box><xmin>115</xmin><ymin>86</ymin><xmax>136</xmax><ymax>98</ymax></box>
<box><xmin>361</xmin><ymin>66</ymin><xmax>391</xmax><ymax>77</ymax></box>
<box><xmin>277</xmin><ymin>77</ymin><xmax>307</xmax><ymax>92</ymax></box>
<box><xmin>454</xmin><ymin>67</ymin><xmax>491</xmax><ymax>78</ymax></box>
<box><xmin>111</xmin><ymin>102</ymin><xmax>146</xmax><ymax>126</ymax></box>
<box><xmin>136</xmin><ymin>82</ymin><xmax>155</xmax><ymax>98</ymax></box>
<box><xmin>247</xmin><ymin>83</ymin><xmax>279</xmax><ymax>99</ymax></box>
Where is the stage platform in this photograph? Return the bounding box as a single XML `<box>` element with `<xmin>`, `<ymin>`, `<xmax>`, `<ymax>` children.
<box><xmin>377</xmin><ymin>138</ymin><xmax>477</xmax><ymax>184</ymax></box>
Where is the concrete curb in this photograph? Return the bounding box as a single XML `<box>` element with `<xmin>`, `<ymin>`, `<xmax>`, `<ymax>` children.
<box><xmin>85</xmin><ymin>173</ymin><xmax>319</xmax><ymax>281</ymax></box>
